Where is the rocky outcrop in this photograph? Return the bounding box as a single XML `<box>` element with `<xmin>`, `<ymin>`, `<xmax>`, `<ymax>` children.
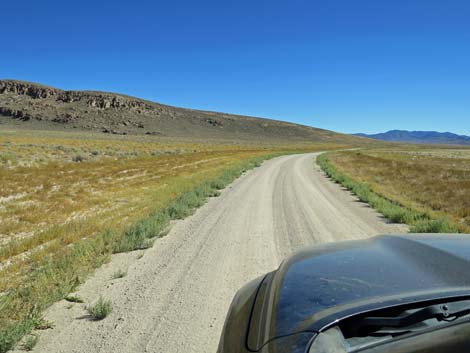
<box><xmin>102</xmin><ymin>128</ymin><xmax>127</xmax><ymax>135</ymax></box>
<box><xmin>205</xmin><ymin>118</ymin><xmax>223</xmax><ymax>127</ymax></box>
<box><xmin>0</xmin><ymin>106</ymin><xmax>33</xmax><ymax>121</ymax></box>
<box><xmin>51</xmin><ymin>113</ymin><xmax>78</xmax><ymax>123</ymax></box>
<box><xmin>0</xmin><ymin>80</ymin><xmax>153</xmax><ymax>111</ymax></box>
<box><xmin>0</xmin><ymin>80</ymin><xmax>58</xmax><ymax>99</ymax></box>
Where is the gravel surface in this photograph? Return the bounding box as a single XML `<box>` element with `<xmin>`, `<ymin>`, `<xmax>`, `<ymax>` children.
<box><xmin>27</xmin><ymin>153</ymin><xmax>407</xmax><ymax>353</ymax></box>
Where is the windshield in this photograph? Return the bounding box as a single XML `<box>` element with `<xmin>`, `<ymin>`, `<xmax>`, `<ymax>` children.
<box><xmin>309</xmin><ymin>299</ymin><xmax>470</xmax><ymax>353</ymax></box>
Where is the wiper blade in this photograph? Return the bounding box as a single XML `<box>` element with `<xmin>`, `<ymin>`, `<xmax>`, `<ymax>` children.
<box><xmin>360</xmin><ymin>301</ymin><xmax>470</xmax><ymax>329</ymax></box>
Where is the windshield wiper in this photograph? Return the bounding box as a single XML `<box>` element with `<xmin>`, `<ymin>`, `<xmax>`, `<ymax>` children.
<box><xmin>359</xmin><ymin>300</ymin><xmax>470</xmax><ymax>329</ymax></box>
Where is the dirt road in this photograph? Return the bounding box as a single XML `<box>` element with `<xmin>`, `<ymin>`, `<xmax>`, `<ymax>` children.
<box><xmin>31</xmin><ymin>153</ymin><xmax>407</xmax><ymax>353</ymax></box>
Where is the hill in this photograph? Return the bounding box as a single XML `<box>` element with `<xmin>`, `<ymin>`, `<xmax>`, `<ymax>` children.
<box><xmin>0</xmin><ymin>79</ymin><xmax>366</xmax><ymax>144</ymax></box>
<box><xmin>354</xmin><ymin>130</ymin><xmax>470</xmax><ymax>145</ymax></box>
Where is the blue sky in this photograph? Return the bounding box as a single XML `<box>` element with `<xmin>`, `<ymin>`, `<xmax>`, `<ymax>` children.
<box><xmin>2</xmin><ymin>0</ymin><xmax>469</xmax><ymax>134</ymax></box>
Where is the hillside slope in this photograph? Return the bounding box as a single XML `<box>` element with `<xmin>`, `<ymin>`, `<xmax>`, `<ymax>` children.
<box><xmin>0</xmin><ymin>80</ymin><xmax>366</xmax><ymax>144</ymax></box>
<box><xmin>355</xmin><ymin>130</ymin><xmax>470</xmax><ymax>145</ymax></box>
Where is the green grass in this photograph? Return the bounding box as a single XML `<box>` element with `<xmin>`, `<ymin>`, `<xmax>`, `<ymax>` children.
<box><xmin>317</xmin><ymin>153</ymin><xmax>460</xmax><ymax>233</ymax></box>
<box><xmin>86</xmin><ymin>296</ymin><xmax>112</xmax><ymax>320</ymax></box>
<box><xmin>64</xmin><ymin>295</ymin><xmax>84</xmax><ymax>303</ymax></box>
<box><xmin>22</xmin><ymin>335</ymin><xmax>38</xmax><ymax>351</ymax></box>
<box><xmin>0</xmin><ymin>314</ymin><xmax>45</xmax><ymax>353</ymax></box>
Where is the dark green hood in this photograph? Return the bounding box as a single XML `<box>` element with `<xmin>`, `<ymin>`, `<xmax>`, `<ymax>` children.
<box><xmin>248</xmin><ymin>234</ymin><xmax>470</xmax><ymax>351</ymax></box>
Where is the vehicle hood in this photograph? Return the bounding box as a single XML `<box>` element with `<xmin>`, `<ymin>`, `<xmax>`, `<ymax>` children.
<box><xmin>248</xmin><ymin>234</ymin><xmax>470</xmax><ymax>351</ymax></box>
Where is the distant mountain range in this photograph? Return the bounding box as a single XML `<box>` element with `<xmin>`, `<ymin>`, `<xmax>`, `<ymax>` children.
<box><xmin>354</xmin><ymin>130</ymin><xmax>470</xmax><ymax>145</ymax></box>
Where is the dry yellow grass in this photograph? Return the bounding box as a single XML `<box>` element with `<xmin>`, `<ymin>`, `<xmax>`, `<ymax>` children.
<box><xmin>0</xmin><ymin>132</ymin><xmax>269</xmax><ymax>290</ymax></box>
<box><xmin>0</xmin><ymin>128</ymin><xmax>350</xmax><ymax>350</ymax></box>
<box><xmin>326</xmin><ymin>147</ymin><xmax>470</xmax><ymax>232</ymax></box>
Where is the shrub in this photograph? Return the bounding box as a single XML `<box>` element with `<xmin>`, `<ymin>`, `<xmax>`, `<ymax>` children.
<box><xmin>23</xmin><ymin>335</ymin><xmax>38</xmax><ymax>351</ymax></box>
<box><xmin>87</xmin><ymin>296</ymin><xmax>112</xmax><ymax>320</ymax></box>
<box><xmin>72</xmin><ymin>154</ymin><xmax>85</xmax><ymax>162</ymax></box>
<box><xmin>0</xmin><ymin>152</ymin><xmax>17</xmax><ymax>165</ymax></box>
<box><xmin>112</xmin><ymin>270</ymin><xmax>127</xmax><ymax>279</ymax></box>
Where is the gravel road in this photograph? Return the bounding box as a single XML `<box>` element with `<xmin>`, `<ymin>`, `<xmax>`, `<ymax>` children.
<box><xmin>30</xmin><ymin>153</ymin><xmax>407</xmax><ymax>353</ymax></box>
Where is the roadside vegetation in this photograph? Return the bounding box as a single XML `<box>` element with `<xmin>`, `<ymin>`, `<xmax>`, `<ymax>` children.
<box><xmin>318</xmin><ymin>147</ymin><xmax>470</xmax><ymax>233</ymax></box>
<box><xmin>0</xmin><ymin>128</ymin><xmax>351</xmax><ymax>352</ymax></box>
<box><xmin>22</xmin><ymin>335</ymin><xmax>38</xmax><ymax>351</ymax></box>
<box><xmin>64</xmin><ymin>295</ymin><xmax>84</xmax><ymax>303</ymax></box>
<box><xmin>87</xmin><ymin>296</ymin><xmax>113</xmax><ymax>320</ymax></box>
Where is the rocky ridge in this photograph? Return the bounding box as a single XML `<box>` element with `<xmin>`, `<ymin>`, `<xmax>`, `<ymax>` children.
<box><xmin>0</xmin><ymin>79</ymin><xmax>367</xmax><ymax>144</ymax></box>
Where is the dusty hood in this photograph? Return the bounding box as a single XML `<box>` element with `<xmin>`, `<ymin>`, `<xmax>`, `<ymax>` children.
<box><xmin>248</xmin><ymin>234</ymin><xmax>470</xmax><ymax>351</ymax></box>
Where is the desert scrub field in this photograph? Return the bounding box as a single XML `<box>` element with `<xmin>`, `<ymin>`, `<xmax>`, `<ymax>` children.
<box><xmin>318</xmin><ymin>147</ymin><xmax>470</xmax><ymax>233</ymax></box>
<box><xmin>0</xmin><ymin>129</ymin><xmax>223</xmax><ymax>168</ymax></box>
<box><xmin>0</xmin><ymin>129</ymin><xmax>345</xmax><ymax>351</ymax></box>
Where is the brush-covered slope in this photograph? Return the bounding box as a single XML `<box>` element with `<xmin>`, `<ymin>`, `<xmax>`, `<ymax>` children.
<box><xmin>0</xmin><ymin>79</ymin><xmax>365</xmax><ymax>144</ymax></box>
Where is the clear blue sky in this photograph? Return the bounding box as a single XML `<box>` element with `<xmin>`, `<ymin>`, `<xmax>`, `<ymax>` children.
<box><xmin>2</xmin><ymin>0</ymin><xmax>469</xmax><ymax>134</ymax></box>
